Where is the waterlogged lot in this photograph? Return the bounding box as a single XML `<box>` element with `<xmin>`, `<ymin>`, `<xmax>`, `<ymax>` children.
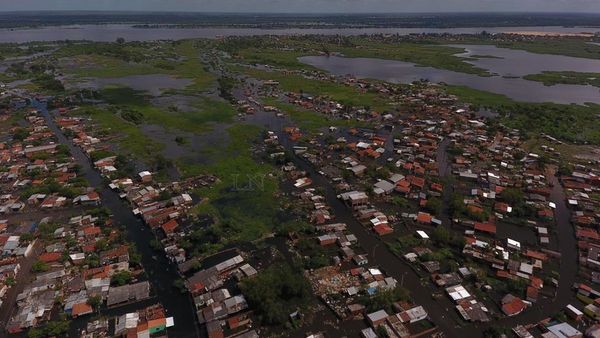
<box><xmin>67</xmin><ymin>74</ymin><xmax>193</xmax><ymax>96</ymax></box>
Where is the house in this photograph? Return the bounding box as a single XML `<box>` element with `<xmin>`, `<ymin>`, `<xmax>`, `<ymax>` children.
<box><xmin>566</xmin><ymin>304</ymin><xmax>584</xmax><ymax>321</ymax></box>
<box><xmin>501</xmin><ymin>294</ymin><xmax>527</xmax><ymax>317</ymax></box>
<box><xmin>138</xmin><ymin>171</ymin><xmax>152</xmax><ymax>183</ymax></box>
<box><xmin>71</xmin><ymin>303</ymin><xmax>93</xmax><ymax>318</ymax></box>
<box><xmin>373</xmin><ymin>180</ymin><xmax>395</xmax><ymax>195</ymax></box>
<box><xmin>546</xmin><ymin>322</ymin><xmax>582</xmax><ymax>338</ymax></box>
<box><xmin>416</xmin><ymin>212</ymin><xmax>432</xmax><ymax>224</ymax></box>
<box><xmin>367</xmin><ymin>309</ymin><xmax>389</xmax><ymax>327</ymax></box>
<box><xmin>361</xmin><ymin>328</ymin><xmax>377</xmax><ymax>338</ymax></box>
<box><xmin>161</xmin><ymin>219</ymin><xmax>179</xmax><ymax>236</ymax></box>
<box><xmin>474</xmin><ymin>222</ymin><xmax>496</xmax><ymax>235</ymax></box>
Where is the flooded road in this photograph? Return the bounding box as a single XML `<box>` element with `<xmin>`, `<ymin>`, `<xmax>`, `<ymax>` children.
<box><xmin>33</xmin><ymin>99</ymin><xmax>201</xmax><ymax>338</ymax></box>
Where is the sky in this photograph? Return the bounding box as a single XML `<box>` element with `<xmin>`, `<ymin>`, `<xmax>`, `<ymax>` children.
<box><xmin>0</xmin><ymin>0</ymin><xmax>600</xmax><ymax>13</ymax></box>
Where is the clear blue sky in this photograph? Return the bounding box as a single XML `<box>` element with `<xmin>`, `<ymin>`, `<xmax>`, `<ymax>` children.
<box><xmin>0</xmin><ymin>0</ymin><xmax>599</xmax><ymax>13</ymax></box>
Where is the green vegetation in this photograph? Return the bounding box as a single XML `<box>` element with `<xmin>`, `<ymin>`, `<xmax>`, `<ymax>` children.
<box><xmin>226</xmin><ymin>35</ymin><xmax>490</xmax><ymax>76</ymax></box>
<box><xmin>77</xmin><ymin>86</ymin><xmax>236</xmax><ymax>162</ymax></box>
<box><xmin>110</xmin><ymin>270</ymin><xmax>133</xmax><ymax>286</ymax></box>
<box><xmin>263</xmin><ymin>98</ymin><xmax>370</xmax><ymax>132</ymax></box>
<box><xmin>234</xmin><ymin>47</ymin><xmax>316</xmax><ymax>70</ymax></box>
<box><xmin>76</xmin><ymin>105</ymin><xmax>164</xmax><ymax>160</ymax></box>
<box><xmin>99</xmin><ymin>87</ymin><xmax>236</xmax><ymax>133</ymax></box>
<box><xmin>31</xmin><ymin>260</ymin><xmax>50</xmax><ymax>273</ymax></box>
<box><xmin>20</xmin><ymin>179</ymin><xmax>84</xmax><ymax>199</ymax></box>
<box><xmin>446</xmin><ymin>85</ymin><xmax>600</xmax><ymax>144</ymax></box>
<box><xmin>296</xmin><ymin>238</ymin><xmax>329</xmax><ymax>269</ymax></box>
<box><xmin>32</xmin><ymin>74</ymin><xmax>64</xmax><ymax>93</ymax></box>
<box><xmin>56</xmin><ymin>40</ymin><xmax>215</xmax><ymax>91</ymax></box>
<box><xmin>179</xmin><ymin>124</ymin><xmax>280</xmax><ymax>257</ymax></box>
<box><xmin>244</xmin><ymin>67</ymin><xmax>391</xmax><ymax>111</ymax></box>
<box><xmin>86</xmin><ymin>295</ymin><xmax>102</xmax><ymax>310</ymax></box>
<box><xmin>361</xmin><ymin>286</ymin><xmax>411</xmax><ymax>313</ymax></box>
<box><xmin>495</xmin><ymin>38</ymin><xmax>600</xmax><ymax>60</ymax></box>
<box><xmin>336</xmin><ymin>37</ymin><xmax>490</xmax><ymax>76</ymax></box>
<box><xmin>61</xmin><ymin>54</ymin><xmax>161</xmax><ymax>78</ymax></box>
<box><xmin>27</xmin><ymin>319</ymin><xmax>70</xmax><ymax>338</ymax></box>
<box><xmin>428</xmin><ymin>35</ymin><xmax>600</xmax><ymax>60</ymax></box>
<box><xmin>524</xmin><ymin>71</ymin><xmax>600</xmax><ymax>88</ymax></box>
<box><xmin>240</xmin><ymin>263</ymin><xmax>312</xmax><ymax>325</ymax></box>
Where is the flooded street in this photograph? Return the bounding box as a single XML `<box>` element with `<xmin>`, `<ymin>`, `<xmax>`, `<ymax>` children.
<box><xmin>32</xmin><ymin>99</ymin><xmax>201</xmax><ymax>338</ymax></box>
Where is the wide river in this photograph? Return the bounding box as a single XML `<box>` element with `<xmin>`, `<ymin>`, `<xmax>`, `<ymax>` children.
<box><xmin>300</xmin><ymin>44</ymin><xmax>600</xmax><ymax>104</ymax></box>
<box><xmin>0</xmin><ymin>24</ymin><xmax>599</xmax><ymax>43</ymax></box>
<box><xmin>3</xmin><ymin>24</ymin><xmax>600</xmax><ymax>104</ymax></box>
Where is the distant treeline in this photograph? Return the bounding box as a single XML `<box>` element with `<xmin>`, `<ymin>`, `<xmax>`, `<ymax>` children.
<box><xmin>2</xmin><ymin>12</ymin><xmax>600</xmax><ymax>29</ymax></box>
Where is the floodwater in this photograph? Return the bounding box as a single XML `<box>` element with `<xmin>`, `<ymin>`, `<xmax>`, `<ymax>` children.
<box><xmin>69</xmin><ymin>74</ymin><xmax>193</xmax><ymax>96</ymax></box>
<box><xmin>0</xmin><ymin>24</ymin><xmax>599</xmax><ymax>43</ymax></box>
<box><xmin>299</xmin><ymin>55</ymin><xmax>600</xmax><ymax>104</ymax></box>
<box><xmin>32</xmin><ymin>99</ymin><xmax>201</xmax><ymax>338</ymax></box>
<box><xmin>453</xmin><ymin>44</ymin><xmax>600</xmax><ymax>77</ymax></box>
<box><xmin>140</xmin><ymin>122</ymin><xmax>229</xmax><ymax>166</ymax></box>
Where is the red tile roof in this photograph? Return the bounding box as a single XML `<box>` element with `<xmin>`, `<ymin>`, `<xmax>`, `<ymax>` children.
<box><xmin>474</xmin><ymin>222</ymin><xmax>497</xmax><ymax>235</ymax></box>
<box><xmin>39</xmin><ymin>252</ymin><xmax>61</xmax><ymax>263</ymax></box>
<box><xmin>502</xmin><ymin>297</ymin><xmax>527</xmax><ymax>316</ymax></box>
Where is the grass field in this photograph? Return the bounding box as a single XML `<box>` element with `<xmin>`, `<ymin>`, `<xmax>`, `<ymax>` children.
<box><xmin>57</xmin><ymin>40</ymin><xmax>215</xmax><ymax>92</ymax></box>
<box><xmin>60</xmin><ymin>54</ymin><xmax>160</xmax><ymax>78</ymax></box>
<box><xmin>523</xmin><ymin>71</ymin><xmax>600</xmax><ymax>88</ymax></box>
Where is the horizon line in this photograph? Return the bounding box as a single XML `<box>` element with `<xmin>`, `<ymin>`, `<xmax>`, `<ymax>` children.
<box><xmin>1</xmin><ymin>10</ymin><xmax>600</xmax><ymax>15</ymax></box>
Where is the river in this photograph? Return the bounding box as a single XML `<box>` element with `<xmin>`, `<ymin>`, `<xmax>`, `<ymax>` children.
<box><xmin>33</xmin><ymin>99</ymin><xmax>201</xmax><ymax>338</ymax></box>
<box><xmin>0</xmin><ymin>24</ymin><xmax>599</xmax><ymax>43</ymax></box>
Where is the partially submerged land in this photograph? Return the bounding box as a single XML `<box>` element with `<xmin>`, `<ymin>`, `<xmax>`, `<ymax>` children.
<box><xmin>0</xmin><ymin>29</ymin><xmax>599</xmax><ymax>338</ymax></box>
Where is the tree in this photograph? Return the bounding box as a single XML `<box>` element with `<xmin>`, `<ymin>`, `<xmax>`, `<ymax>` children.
<box><xmin>111</xmin><ymin>270</ymin><xmax>133</xmax><ymax>286</ymax></box>
<box><xmin>431</xmin><ymin>226</ymin><xmax>450</xmax><ymax>245</ymax></box>
<box><xmin>425</xmin><ymin>198</ymin><xmax>442</xmax><ymax>215</ymax></box>
<box><xmin>116</xmin><ymin>37</ymin><xmax>126</xmax><ymax>44</ymax></box>
<box><xmin>240</xmin><ymin>263</ymin><xmax>311</xmax><ymax>325</ymax></box>
<box><xmin>363</xmin><ymin>286</ymin><xmax>410</xmax><ymax>313</ymax></box>
<box><xmin>500</xmin><ymin>188</ymin><xmax>524</xmax><ymax>205</ymax></box>
<box><xmin>45</xmin><ymin>320</ymin><xmax>70</xmax><ymax>336</ymax></box>
<box><xmin>87</xmin><ymin>294</ymin><xmax>102</xmax><ymax>310</ymax></box>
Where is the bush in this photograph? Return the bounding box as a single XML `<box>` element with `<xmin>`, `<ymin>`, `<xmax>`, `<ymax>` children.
<box><xmin>240</xmin><ymin>263</ymin><xmax>311</xmax><ymax>325</ymax></box>
<box><xmin>31</xmin><ymin>260</ymin><xmax>49</xmax><ymax>273</ymax></box>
